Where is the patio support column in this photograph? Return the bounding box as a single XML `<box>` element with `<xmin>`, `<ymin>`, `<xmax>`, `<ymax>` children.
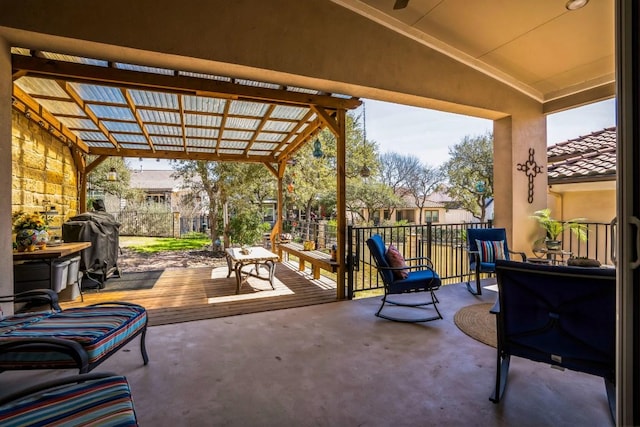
<box><xmin>274</xmin><ymin>161</ymin><xmax>286</xmax><ymax>242</ymax></box>
<box><xmin>336</xmin><ymin>109</ymin><xmax>346</xmax><ymax>299</ymax></box>
<box><xmin>79</xmin><ymin>167</ymin><xmax>87</xmax><ymax>213</ymax></box>
<box><xmin>0</xmin><ymin>37</ymin><xmax>14</xmax><ymax>313</ymax></box>
<box><xmin>493</xmin><ymin>112</ymin><xmax>547</xmax><ymax>255</ymax></box>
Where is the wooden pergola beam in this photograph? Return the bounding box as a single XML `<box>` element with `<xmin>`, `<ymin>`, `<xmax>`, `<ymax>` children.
<box><xmin>12</xmin><ymin>85</ymin><xmax>89</xmax><ymax>153</ymax></box>
<box><xmin>89</xmin><ymin>146</ymin><xmax>277</xmax><ymax>163</ymax></box>
<box><xmin>13</xmin><ymin>54</ymin><xmax>361</xmax><ymax>110</ymax></box>
<box><xmin>57</xmin><ymin>81</ymin><xmax>121</xmax><ymax>151</ymax></box>
<box><xmin>121</xmin><ymin>88</ymin><xmax>156</xmax><ymax>152</ymax></box>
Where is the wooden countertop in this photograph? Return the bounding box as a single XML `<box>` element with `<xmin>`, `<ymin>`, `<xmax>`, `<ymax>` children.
<box><xmin>13</xmin><ymin>242</ymin><xmax>91</xmax><ymax>261</ymax></box>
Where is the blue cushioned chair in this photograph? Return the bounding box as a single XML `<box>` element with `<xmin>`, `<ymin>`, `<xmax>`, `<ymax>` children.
<box><xmin>366</xmin><ymin>234</ymin><xmax>442</xmax><ymax>322</ymax></box>
<box><xmin>466</xmin><ymin>227</ymin><xmax>526</xmax><ymax>295</ymax></box>
<box><xmin>491</xmin><ymin>260</ymin><xmax>616</xmax><ymax>423</ymax></box>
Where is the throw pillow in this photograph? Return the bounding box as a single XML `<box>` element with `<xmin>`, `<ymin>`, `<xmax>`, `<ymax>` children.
<box><xmin>476</xmin><ymin>239</ymin><xmax>506</xmax><ymax>263</ymax></box>
<box><xmin>385</xmin><ymin>244</ymin><xmax>409</xmax><ymax>279</ymax></box>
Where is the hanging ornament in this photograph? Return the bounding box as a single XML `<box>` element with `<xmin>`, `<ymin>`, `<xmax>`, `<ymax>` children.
<box><xmin>312</xmin><ymin>138</ymin><xmax>324</xmax><ymax>159</ymax></box>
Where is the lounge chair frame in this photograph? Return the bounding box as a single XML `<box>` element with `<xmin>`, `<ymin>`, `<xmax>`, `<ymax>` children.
<box><xmin>366</xmin><ymin>234</ymin><xmax>442</xmax><ymax>323</ymax></box>
<box><xmin>0</xmin><ymin>289</ymin><xmax>148</xmax><ymax>374</ymax></box>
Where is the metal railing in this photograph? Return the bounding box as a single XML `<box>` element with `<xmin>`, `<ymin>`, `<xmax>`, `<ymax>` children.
<box><xmin>346</xmin><ymin>221</ymin><xmax>613</xmax><ymax>298</ymax></box>
<box><xmin>559</xmin><ymin>222</ymin><xmax>615</xmax><ymax>266</ymax></box>
<box><xmin>282</xmin><ymin>219</ymin><xmax>337</xmax><ymax>250</ymax></box>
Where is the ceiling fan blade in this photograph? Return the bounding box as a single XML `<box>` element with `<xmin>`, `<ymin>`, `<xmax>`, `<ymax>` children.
<box><xmin>393</xmin><ymin>0</ymin><xmax>409</xmax><ymax>9</ymax></box>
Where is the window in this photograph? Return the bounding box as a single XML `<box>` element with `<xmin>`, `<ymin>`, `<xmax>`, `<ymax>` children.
<box><xmin>424</xmin><ymin>210</ymin><xmax>439</xmax><ymax>223</ymax></box>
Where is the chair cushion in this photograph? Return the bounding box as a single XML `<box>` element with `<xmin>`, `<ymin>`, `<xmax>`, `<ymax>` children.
<box><xmin>385</xmin><ymin>245</ymin><xmax>408</xmax><ymax>279</ymax></box>
<box><xmin>0</xmin><ymin>305</ymin><xmax>147</xmax><ymax>369</ymax></box>
<box><xmin>0</xmin><ymin>375</ymin><xmax>138</xmax><ymax>426</ymax></box>
<box><xmin>388</xmin><ymin>269</ymin><xmax>441</xmax><ymax>294</ymax></box>
<box><xmin>476</xmin><ymin>239</ymin><xmax>506</xmax><ymax>263</ymax></box>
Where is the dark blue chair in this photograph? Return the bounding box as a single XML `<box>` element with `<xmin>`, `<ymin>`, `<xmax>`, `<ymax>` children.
<box><xmin>466</xmin><ymin>227</ymin><xmax>526</xmax><ymax>295</ymax></box>
<box><xmin>491</xmin><ymin>260</ymin><xmax>616</xmax><ymax>423</ymax></box>
<box><xmin>366</xmin><ymin>234</ymin><xmax>442</xmax><ymax>322</ymax></box>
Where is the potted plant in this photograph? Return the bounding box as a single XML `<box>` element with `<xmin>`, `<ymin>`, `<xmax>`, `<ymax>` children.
<box><xmin>12</xmin><ymin>211</ymin><xmax>48</xmax><ymax>252</ymax></box>
<box><xmin>531</xmin><ymin>208</ymin><xmax>587</xmax><ymax>250</ymax></box>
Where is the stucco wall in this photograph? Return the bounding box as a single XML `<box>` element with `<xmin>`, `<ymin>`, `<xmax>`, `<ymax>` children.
<box><xmin>548</xmin><ymin>189</ymin><xmax>616</xmax><ymax>224</ymax></box>
<box><xmin>11</xmin><ymin>109</ymin><xmax>79</xmax><ymax>234</ymax></box>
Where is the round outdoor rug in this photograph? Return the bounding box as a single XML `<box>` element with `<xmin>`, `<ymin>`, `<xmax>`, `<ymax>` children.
<box><xmin>453</xmin><ymin>303</ymin><xmax>497</xmax><ymax>348</ymax></box>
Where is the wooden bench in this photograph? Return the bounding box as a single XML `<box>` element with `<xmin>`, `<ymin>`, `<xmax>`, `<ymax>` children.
<box><xmin>277</xmin><ymin>242</ymin><xmax>339</xmax><ymax>279</ymax></box>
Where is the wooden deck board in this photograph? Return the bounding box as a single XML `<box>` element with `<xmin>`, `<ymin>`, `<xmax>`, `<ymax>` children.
<box><xmin>60</xmin><ymin>263</ymin><xmax>337</xmax><ymax>326</ymax></box>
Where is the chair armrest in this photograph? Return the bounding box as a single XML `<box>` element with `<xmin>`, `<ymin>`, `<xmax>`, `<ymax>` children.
<box><xmin>0</xmin><ymin>337</ymin><xmax>89</xmax><ymax>372</ymax></box>
<box><xmin>465</xmin><ymin>249</ymin><xmax>481</xmax><ymax>262</ymax></box>
<box><xmin>0</xmin><ymin>289</ymin><xmax>61</xmax><ymax>312</ymax></box>
<box><xmin>404</xmin><ymin>256</ymin><xmax>435</xmax><ymax>268</ymax></box>
<box><xmin>376</xmin><ymin>263</ymin><xmax>435</xmax><ymax>272</ymax></box>
<box><xmin>490</xmin><ymin>299</ymin><xmax>500</xmax><ymax>314</ymax></box>
<box><xmin>508</xmin><ymin>249</ymin><xmax>527</xmax><ymax>262</ymax></box>
<box><xmin>0</xmin><ymin>372</ymin><xmax>119</xmax><ymax>406</ymax></box>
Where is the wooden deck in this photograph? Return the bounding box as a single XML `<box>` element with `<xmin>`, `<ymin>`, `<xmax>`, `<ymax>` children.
<box><xmin>60</xmin><ymin>262</ymin><xmax>337</xmax><ymax>326</ymax></box>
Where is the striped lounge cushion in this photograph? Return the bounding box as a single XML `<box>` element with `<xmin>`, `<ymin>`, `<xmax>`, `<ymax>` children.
<box><xmin>0</xmin><ymin>305</ymin><xmax>147</xmax><ymax>369</ymax></box>
<box><xmin>0</xmin><ymin>375</ymin><xmax>138</xmax><ymax>426</ymax></box>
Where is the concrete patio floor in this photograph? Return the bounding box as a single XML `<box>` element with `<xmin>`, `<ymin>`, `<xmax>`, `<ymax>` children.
<box><xmin>1</xmin><ymin>281</ymin><xmax>613</xmax><ymax>426</ymax></box>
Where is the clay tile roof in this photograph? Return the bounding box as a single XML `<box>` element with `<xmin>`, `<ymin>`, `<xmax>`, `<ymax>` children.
<box><xmin>547</xmin><ymin>127</ymin><xmax>617</xmax><ymax>184</ymax></box>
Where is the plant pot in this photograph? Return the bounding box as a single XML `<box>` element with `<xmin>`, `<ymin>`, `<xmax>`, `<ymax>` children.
<box><xmin>545</xmin><ymin>240</ymin><xmax>562</xmax><ymax>250</ymax></box>
<box><xmin>15</xmin><ymin>229</ymin><xmax>38</xmax><ymax>252</ymax></box>
<box><xmin>36</xmin><ymin>229</ymin><xmax>49</xmax><ymax>249</ymax></box>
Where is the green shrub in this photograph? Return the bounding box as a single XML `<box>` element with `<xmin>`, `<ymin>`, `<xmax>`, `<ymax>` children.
<box><xmin>229</xmin><ymin>210</ymin><xmax>265</xmax><ymax>246</ymax></box>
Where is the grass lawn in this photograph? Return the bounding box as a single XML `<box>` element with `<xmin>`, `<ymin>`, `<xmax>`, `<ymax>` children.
<box><xmin>120</xmin><ymin>235</ymin><xmax>210</xmax><ymax>253</ymax></box>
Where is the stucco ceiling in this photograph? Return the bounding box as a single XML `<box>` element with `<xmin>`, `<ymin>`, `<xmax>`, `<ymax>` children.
<box><xmin>335</xmin><ymin>0</ymin><xmax>614</xmax><ymax>105</ymax></box>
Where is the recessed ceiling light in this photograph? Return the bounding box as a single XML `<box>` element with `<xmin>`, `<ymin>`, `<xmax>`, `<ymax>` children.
<box><xmin>565</xmin><ymin>0</ymin><xmax>589</xmax><ymax>11</ymax></box>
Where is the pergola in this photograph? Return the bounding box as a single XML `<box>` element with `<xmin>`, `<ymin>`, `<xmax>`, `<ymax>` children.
<box><xmin>11</xmin><ymin>49</ymin><xmax>362</xmax><ymax>298</ymax></box>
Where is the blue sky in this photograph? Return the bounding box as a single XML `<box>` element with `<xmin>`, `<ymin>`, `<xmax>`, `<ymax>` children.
<box><xmin>131</xmin><ymin>98</ymin><xmax>616</xmax><ymax>171</ymax></box>
<box><xmin>366</xmin><ymin>98</ymin><xmax>616</xmax><ymax>167</ymax></box>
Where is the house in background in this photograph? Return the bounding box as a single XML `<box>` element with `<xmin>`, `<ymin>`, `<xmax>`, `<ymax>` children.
<box><xmin>126</xmin><ymin>169</ymin><xmax>189</xmax><ymax>211</ymax></box>
<box><xmin>366</xmin><ymin>190</ymin><xmax>482</xmax><ymax>225</ymax></box>
<box><xmin>546</xmin><ymin>127</ymin><xmax>616</xmax><ymax>224</ymax></box>
<box><xmin>540</xmin><ymin>127</ymin><xmax>617</xmax><ymax>263</ymax></box>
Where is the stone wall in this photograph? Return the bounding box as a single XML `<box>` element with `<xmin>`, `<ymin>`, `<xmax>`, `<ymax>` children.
<box><xmin>11</xmin><ymin>109</ymin><xmax>78</xmax><ymax>236</ymax></box>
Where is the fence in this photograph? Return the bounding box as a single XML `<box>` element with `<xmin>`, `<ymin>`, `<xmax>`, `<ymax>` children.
<box><xmin>346</xmin><ymin>221</ymin><xmax>613</xmax><ymax>298</ymax></box>
<box><xmin>282</xmin><ymin>219</ymin><xmax>337</xmax><ymax>250</ymax></box>
<box><xmin>179</xmin><ymin>215</ymin><xmax>210</xmax><ymax>235</ymax></box>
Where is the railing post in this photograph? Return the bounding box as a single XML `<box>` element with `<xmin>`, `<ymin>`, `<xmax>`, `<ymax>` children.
<box><xmin>426</xmin><ymin>221</ymin><xmax>433</xmax><ymax>260</ymax></box>
<box><xmin>347</xmin><ymin>225</ymin><xmax>354</xmax><ymax>300</ymax></box>
<box><xmin>172</xmin><ymin>212</ymin><xmax>180</xmax><ymax>238</ymax></box>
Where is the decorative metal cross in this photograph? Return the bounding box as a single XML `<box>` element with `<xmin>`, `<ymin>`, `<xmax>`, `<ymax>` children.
<box><xmin>516</xmin><ymin>148</ymin><xmax>543</xmax><ymax>204</ymax></box>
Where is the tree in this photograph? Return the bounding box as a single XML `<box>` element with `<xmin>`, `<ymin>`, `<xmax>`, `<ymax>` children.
<box><xmin>171</xmin><ymin>160</ymin><xmax>276</xmax><ymax>250</ymax></box>
<box><xmin>406</xmin><ymin>164</ymin><xmax>446</xmax><ymax>224</ymax></box>
<box><xmin>443</xmin><ymin>132</ymin><xmax>494</xmax><ymax>221</ymax></box>
<box><xmin>284</xmin><ymin>111</ymin><xmax>380</xmax><ymax>230</ymax></box>
<box><xmin>86</xmin><ymin>156</ymin><xmax>135</xmax><ymax>210</ymax></box>
<box><xmin>378</xmin><ymin>152</ymin><xmax>422</xmax><ymax>220</ymax></box>
<box><xmin>346</xmin><ymin>180</ymin><xmax>400</xmax><ymax>224</ymax></box>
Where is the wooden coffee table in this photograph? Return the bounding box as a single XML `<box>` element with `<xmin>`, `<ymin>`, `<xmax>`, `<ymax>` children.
<box><xmin>225</xmin><ymin>247</ymin><xmax>279</xmax><ymax>294</ymax></box>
